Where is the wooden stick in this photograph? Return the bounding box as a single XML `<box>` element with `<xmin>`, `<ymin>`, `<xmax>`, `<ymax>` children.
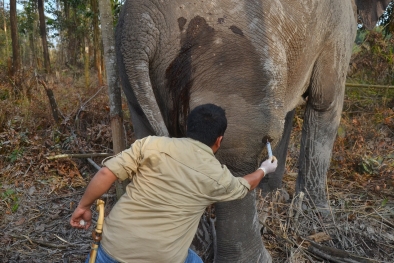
<box><xmin>46</xmin><ymin>153</ymin><xmax>111</xmax><ymax>160</ymax></box>
<box><xmin>89</xmin><ymin>199</ymin><xmax>105</xmax><ymax>263</ymax></box>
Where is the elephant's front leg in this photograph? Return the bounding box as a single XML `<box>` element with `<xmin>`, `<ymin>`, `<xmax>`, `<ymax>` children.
<box><xmin>296</xmin><ymin>44</ymin><xmax>350</xmax><ymax>208</ymax></box>
<box><xmin>215</xmin><ymin>191</ymin><xmax>271</xmax><ymax>263</ymax></box>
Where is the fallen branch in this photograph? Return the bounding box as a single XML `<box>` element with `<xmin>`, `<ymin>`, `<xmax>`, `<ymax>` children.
<box><xmin>46</xmin><ymin>152</ymin><xmax>107</xmax><ymax>171</ymax></box>
<box><xmin>306</xmin><ymin>238</ymin><xmax>379</xmax><ymax>263</ymax></box>
<box><xmin>46</xmin><ymin>153</ymin><xmax>111</xmax><ymax>160</ymax></box>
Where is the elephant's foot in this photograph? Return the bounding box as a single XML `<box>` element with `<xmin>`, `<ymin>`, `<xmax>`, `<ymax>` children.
<box><xmin>294</xmin><ymin>191</ymin><xmax>331</xmax><ymax>219</ymax></box>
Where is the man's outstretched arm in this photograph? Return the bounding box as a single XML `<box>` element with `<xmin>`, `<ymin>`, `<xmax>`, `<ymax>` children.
<box><xmin>70</xmin><ymin>167</ymin><xmax>117</xmax><ymax>229</ymax></box>
<box><xmin>243</xmin><ymin>157</ymin><xmax>278</xmax><ymax>190</ymax></box>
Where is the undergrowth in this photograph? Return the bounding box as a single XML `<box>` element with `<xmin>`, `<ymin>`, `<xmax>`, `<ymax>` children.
<box><xmin>0</xmin><ymin>28</ymin><xmax>393</xmax><ymax>262</ymax></box>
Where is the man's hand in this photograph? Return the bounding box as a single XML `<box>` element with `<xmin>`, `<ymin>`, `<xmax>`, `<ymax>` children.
<box><xmin>243</xmin><ymin>156</ymin><xmax>278</xmax><ymax>190</ymax></box>
<box><xmin>70</xmin><ymin>205</ymin><xmax>92</xmax><ymax>230</ymax></box>
<box><xmin>69</xmin><ymin>167</ymin><xmax>117</xmax><ymax>230</ymax></box>
<box><xmin>258</xmin><ymin>156</ymin><xmax>278</xmax><ymax>175</ymax></box>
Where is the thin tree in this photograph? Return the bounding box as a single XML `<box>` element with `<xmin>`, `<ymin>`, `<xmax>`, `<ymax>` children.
<box><xmin>38</xmin><ymin>0</ymin><xmax>50</xmax><ymax>73</ymax></box>
<box><xmin>98</xmin><ymin>0</ymin><xmax>126</xmax><ymax>198</ymax></box>
<box><xmin>19</xmin><ymin>0</ymin><xmax>38</xmax><ymax>69</ymax></box>
<box><xmin>84</xmin><ymin>35</ymin><xmax>90</xmax><ymax>87</ymax></box>
<box><xmin>2</xmin><ymin>0</ymin><xmax>9</xmax><ymax>59</ymax></box>
<box><xmin>9</xmin><ymin>0</ymin><xmax>21</xmax><ymax>87</ymax></box>
<box><xmin>91</xmin><ymin>0</ymin><xmax>103</xmax><ymax>86</ymax></box>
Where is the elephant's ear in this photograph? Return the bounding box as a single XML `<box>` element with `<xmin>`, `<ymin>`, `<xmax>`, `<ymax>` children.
<box><xmin>355</xmin><ymin>0</ymin><xmax>392</xmax><ymax>29</ymax></box>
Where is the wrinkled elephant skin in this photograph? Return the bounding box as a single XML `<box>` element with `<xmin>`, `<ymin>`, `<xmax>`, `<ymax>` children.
<box><xmin>115</xmin><ymin>0</ymin><xmax>383</xmax><ymax>262</ymax></box>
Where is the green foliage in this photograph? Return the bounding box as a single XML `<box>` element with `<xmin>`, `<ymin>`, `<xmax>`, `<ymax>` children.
<box><xmin>355</xmin><ymin>29</ymin><xmax>369</xmax><ymax>45</ymax></box>
<box><xmin>18</xmin><ymin>0</ymin><xmax>38</xmax><ymax>36</ymax></box>
<box><xmin>381</xmin><ymin>197</ymin><xmax>388</xmax><ymax>207</ymax></box>
<box><xmin>357</xmin><ymin>156</ymin><xmax>383</xmax><ymax>175</ymax></box>
<box><xmin>1</xmin><ymin>188</ymin><xmax>19</xmax><ymax>213</ymax></box>
<box><xmin>349</xmin><ymin>29</ymin><xmax>394</xmax><ymax>86</ymax></box>
<box><xmin>111</xmin><ymin>0</ymin><xmax>124</xmax><ymax>25</ymax></box>
<box><xmin>0</xmin><ymin>88</ymin><xmax>10</xmax><ymax>100</ymax></box>
<box><xmin>8</xmin><ymin>148</ymin><xmax>24</xmax><ymax>162</ymax></box>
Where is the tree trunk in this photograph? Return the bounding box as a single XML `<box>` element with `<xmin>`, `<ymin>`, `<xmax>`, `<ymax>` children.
<box><xmin>2</xmin><ymin>0</ymin><xmax>9</xmax><ymax>59</ymax></box>
<box><xmin>29</xmin><ymin>32</ymin><xmax>36</xmax><ymax>68</ymax></box>
<box><xmin>9</xmin><ymin>0</ymin><xmax>21</xmax><ymax>89</ymax></box>
<box><xmin>98</xmin><ymin>0</ymin><xmax>127</xmax><ymax>198</ymax></box>
<box><xmin>91</xmin><ymin>0</ymin><xmax>103</xmax><ymax>86</ymax></box>
<box><xmin>38</xmin><ymin>0</ymin><xmax>51</xmax><ymax>73</ymax></box>
<box><xmin>84</xmin><ymin>36</ymin><xmax>90</xmax><ymax>88</ymax></box>
<box><xmin>38</xmin><ymin>79</ymin><xmax>61</xmax><ymax>123</ymax></box>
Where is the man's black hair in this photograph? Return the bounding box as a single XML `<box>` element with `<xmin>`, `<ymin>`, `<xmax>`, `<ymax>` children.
<box><xmin>186</xmin><ymin>104</ymin><xmax>227</xmax><ymax>147</ymax></box>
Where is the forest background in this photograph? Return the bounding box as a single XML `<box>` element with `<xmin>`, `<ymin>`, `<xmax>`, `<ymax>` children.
<box><xmin>0</xmin><ymin>0</ymin><xmax>393</xmax><ymax>262</ymax></box>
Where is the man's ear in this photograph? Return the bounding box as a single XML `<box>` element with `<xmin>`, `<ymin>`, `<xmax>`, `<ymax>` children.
<box><xmin>215</xmin><ymin>136</ymin><xmax>223</xmax><ymax>148</ymax></box>
<box><xmin>211</xmin><ymin>136</ymin><xmax>223</xmax><ymax>154</ymax></box>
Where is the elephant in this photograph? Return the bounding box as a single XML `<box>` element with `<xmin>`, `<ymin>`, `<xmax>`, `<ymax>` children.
<box><xmin>115</xmin><ymin>0</ymin><xmax>389</xmax><ymax>262</ymax></box>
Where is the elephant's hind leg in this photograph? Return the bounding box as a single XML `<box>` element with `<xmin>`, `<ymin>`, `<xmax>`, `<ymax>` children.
<box><xmin>296</xmin><ymin>43</ymin><xmax>350</xmax><ymax>208</ymax></box>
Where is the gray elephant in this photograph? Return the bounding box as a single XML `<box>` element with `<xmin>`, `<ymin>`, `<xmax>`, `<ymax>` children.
<box><xmin>115</xmin><ymin>0</ymin><xmax>389</xmax><ymax>262</ymax></box>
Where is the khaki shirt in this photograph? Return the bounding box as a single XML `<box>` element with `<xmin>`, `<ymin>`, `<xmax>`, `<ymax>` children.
<box><xmin>101</xmin><ymin>136</ymin><xmax>250</xmax><ymax>263</ymax></box>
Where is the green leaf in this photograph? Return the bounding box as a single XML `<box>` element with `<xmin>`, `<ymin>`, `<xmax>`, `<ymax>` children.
<box><xmin>12</xmin><ymin>203</ymin><xmax>19</xmax><ymax>213</ymax></box>
<box><xmin>381</xmin><ymin>198</ymin><xmax>388</xmax><ymax>207</ymax></box>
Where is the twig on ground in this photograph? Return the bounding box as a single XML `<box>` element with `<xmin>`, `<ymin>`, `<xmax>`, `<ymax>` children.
<box><xmin>11</xmin><ymin>234</ymin><xmax>76</xmax><ymax>249</ymax></box>
<box><xmin>54</xmin><ymin>234</ymin><xmax>78</xmax><ymax>246</ymax></box>
<box><xmin>23</xmin><ymin>160</ymin><xmax>33</xmax><ymax>177</ymax></box>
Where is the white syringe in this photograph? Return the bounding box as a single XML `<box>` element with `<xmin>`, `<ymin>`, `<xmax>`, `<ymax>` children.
<box><xmin>266</xmin><ymin>140</ymin><xmax>273</xmax><ymax>159</ymax></box>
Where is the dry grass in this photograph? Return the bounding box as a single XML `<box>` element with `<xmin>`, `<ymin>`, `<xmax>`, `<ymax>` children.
<box><xmin>257</xmin><ymin>85</ymin><xmax>394</xmax><ymax>262</ymax></box>
<box><xmin>1</xmin><ymin>70</ymin><xmax>392</xmax><ymax>262</ymax></box>
<box><xmin>1</xmin><ymin>30</ymin><xmax>393</xmax><ymax>262</ymax></box>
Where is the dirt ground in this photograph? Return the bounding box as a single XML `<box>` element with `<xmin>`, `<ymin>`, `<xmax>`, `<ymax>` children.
<box><xmin>0</xmin><ymin>72</ymin><xmax>393</xmax><ymax>262</ymax></box>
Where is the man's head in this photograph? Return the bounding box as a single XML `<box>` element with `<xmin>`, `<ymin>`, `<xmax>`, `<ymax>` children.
<box><xmin>186</xmin><ymin>104</ymin><xmax>227</xmax><ymax>148</ymax></box>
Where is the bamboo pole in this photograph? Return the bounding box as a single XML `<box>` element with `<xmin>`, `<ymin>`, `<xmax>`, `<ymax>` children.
<box><xmin>89</xmin><ymin>199</ymin><xmax>105</xmax><ymax>263</ymax></box>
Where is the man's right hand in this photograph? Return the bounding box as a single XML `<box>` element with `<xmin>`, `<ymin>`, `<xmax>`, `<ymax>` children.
<box><xmin>69</xmin><ymin>167</ymin><xmax>117</xmax><ymax>230</ymax></box>
<box><xmin>258</xmin><ymin>156</ymin><xmax>278</xmax><ymax>175</ymax></box>
<box><xmin>243</xmin><ymin>156</ymin><xmax>278</xmax><ymax>190</ymax></box>
<box><xmin>70</xmin><ymin>206</ymin><xmax>92</xmax><ymax>230</ymax></box>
